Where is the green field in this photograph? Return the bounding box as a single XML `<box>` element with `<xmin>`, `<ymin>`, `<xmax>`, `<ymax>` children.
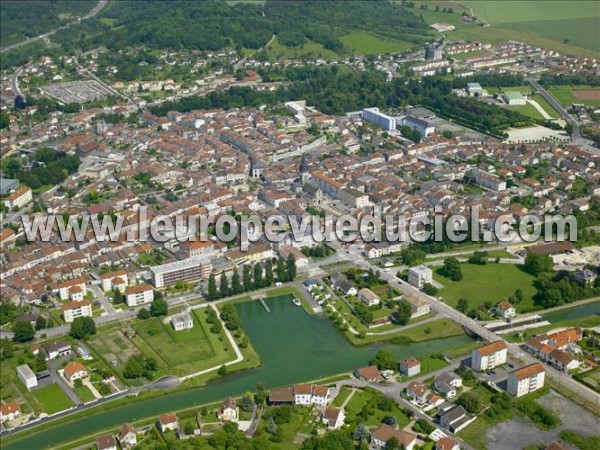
<box><xmin>548</xmin><ymin>85</ymin><xmax>600</xmax><ymax>108</ymax></box>
<box><xmin>132</xmin><ymin>309</ymin><xmax>236</xmax><ymax>377</ymax></box>
<box><xmin>344</xmin><ymin>387</ymin><xmax>411</xmax><ymax>427</ymax></box>
<box><xmin>417</xmin><ymin>1</ymin><xmax>599</xmax><ymax>57</ymax></box>
<box><xmin>32</xmin><ymin>384</ymin><xmax>73</xmax><ymax>415</ymax></box>
<box><xmin>73</xmin><ymin>384</ymin><xmax>96</xmax><ymax>403</ymax></box>
<box><xmin>266</xmin><ymin>36</ymin><xmax>340</xmax><ymax>60</ymax></box>
<box><xmin>434</xmin><ymin>263</ymin><xmax>539</xmax><ymax>313</ymax></box>
<box><xmin>340</xmin><ymin>31</ymin><xmax>413</xmax><ymax>55</ymax></box>
<box><xmin>529</xmin><ymin>93</ymin><xmax>560</xmax><ymax>119</ymax></box>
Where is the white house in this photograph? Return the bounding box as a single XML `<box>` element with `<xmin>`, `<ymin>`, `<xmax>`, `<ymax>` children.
<box><xmin>507</xmin><ymin>363</ymin><xmax>545</xmax><ymax>397</ymax></box>
<box><xmin>16</xmin><ymin>364</ymin><xmax>37</xmax><ymax>390</ymax></box>
<box><xmin>400</xmin><ymin>357</ymin><xmax>421</xmax><ymax>377</ymax></box>
<box><xmin>404</xmin><ymin>295</ymin><xmax>431</xmax><ymax>318</ymax></box>
<box><xmin>3</xmin><ymin>186</ymin><xmax>32</xmax><ymax>210</ymax></box>
<box><xmin>118</xmin><ymin>424</ymin><xmax>137</xmax><ymax>449</ymax></box>
<box><xmin>408</xmin><ymin>265</ymin><xmax>433</xmax><ymax>289</ymax></box>
<box><xmin>471</xmin><ymin>341</ymin><xmax>508</xmax><ymax>372</ymax></box>
<box><xmin>495</xmin><ymin>301</ymin><xmax>516</xmax><ymax>320</ymax></box>
<box><xmin>217</xmin><ymin>398</ymin><xmax>238</xmax><ymax>422</ymax></box>
<box><xmin>322</xmin><ymin>407</ymin><xmax>345</xmax><ymax>429</ymax></box>
<box><xmin>171</xmin><ymin>308</ymin><xmax>194</xmax><ymax>331</ymax></box>
<box><xmin>435</xmin><ymin>436</ymin><xmax>461</xmax><ymax>450</ymax></box>
<box><xmin>434</xmin><ymin>372</ymin><xmax>463</xmax><ymax>399</ymax></box>
<box><xmin>101</xmin><ymin>270</ymin><xmax>129</xmax><ymax>292</ymax></box>
<box><xmin>358</xmin><ymin>288</ymin><xmax>380</xmax><ymax>306</ymax></box>
<box><xmin>63</xmin><ymin>362</ymin><xmax>89</xmax><ymax>383</ymax></box>
<box><xmin>0</xmin><ymin>401</ymin><xmax>21</xmax><ymax>423</ymax></box>
<box><xmin>159</xmin><ymin>413</ymin><xmax>179</xmax><ymax>432</ymax></box>
<box><xmin>96</xmin><ymin>434</ymin><xmax>117</xmax><ymax>450</ymax></box>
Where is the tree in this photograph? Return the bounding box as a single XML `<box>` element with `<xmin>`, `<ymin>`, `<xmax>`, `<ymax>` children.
<box><xmin>256</xmin><ymin>381</ymin><xmax>268</xmax><ymax>404</ymax></box>
<box><xmin>353</xmin><ymin>423</ymin><xmax>369</xmax><ymax>442</ymax></box>
<box><xmin>219</xmin><ymin>273</ymin><xmax>230</xmax><ymax>298</ymax></box>
<box><xmin>231</xmin><ymin>270</ymin><xmax>243</xmax><ymax>294</ymax></box>
<box><xmin>35</xmin><ymin>316</ymin><xmax>47</xmax><ymax>330</ymax></box>
<box><xmin>14</xmin><ymin>94</ymin><xmax>26</xmax><ymax>109</ymax></box>
<box><xmin>267</xmin><ymin>417</ymin><xmax>278</xmax><ymax>434</ymax></box>
<box><xmin>69</xmin><ymin>317</ymin><xmax>96</xmax><ymax>339</ymax></box>
<box><xmin>524</xmin><ymin>251</ymin><xmax>553</xmax><ymax>276</ymax></box>
<box><xmin>184</xmin><ymin>423</ymin><xmax>195</xmax><ymax>435</ymax></box>
<box><xmin>208</xmin><ymin>273</ymin><xmax>219</xmax><ymax>300</ymax></box>
<box><xmin>423</xmin><ymin>283</ymin><xmax>438</xmax><ymax>296</ymax></box>
<box><xmin>253</xmin><ymin>263</ymin><xmax>264</xmax><ymax>289</ymax></box>
<box><xmin>371</xmin><ymin>349</ymin><xmax>397</xmax><ymax>371</ymax></box>
<box><xmin>457</xmin><ymin>298</ymin><xmax>469</xmax><ymax>313</ymax></box>
<box><xmin>265</xmin><ymin>259</ymin><xmax>274</xmax><ymax>286</ymax></box>
<box><xmin>382</xmin><ymin>415</ymin><xmax>397</xmax><ymax>427</ymax></box>
<box><xmin>218</xmin><ymin>364</ymin><xmax>228</xmax><ymax>377</ymax></box>
<box><xmin>276</xmin><ymin>256</ymin><xmax>287</xmax><ymax>282</ymax></box>
<box><xmin>514</xmin><ymin>288</ymin><xmax>524</xmax><ymax>303</ymax></box>
<box><xmin>457</xmin><ymin>391</ymin><xmax>481</xmax><ymax>413</ymax></box>
<box><xmin>442</xmin><ymin>257</ymin><xmax>463</xmax><ymax>281</ymax></box>
<box><xmin>240</xmin><ymin>393</ymin><xmax>254</xmax><ymax>412</ymax></box>
<box><xmin>13</xmin><ymin>320</ymin><xmax>35</xmax><ymax>342</ymax></box>
<box><xmin>241</xmin><ymin>265</ymin><xmax>253</xmax><ymax>292</ymax></box>
<box><xmin>393</xmin><ymin>300</ymin><xmax>412</xmax><ymax>325</ymax></box>
<box><xmin>113</xmin><ymin>288</ymin><xmax>124</xmax><ymax>305</ymax></box>
<box><xmin>137</xmin><ymin>308</ymin><xmax>150</xmax><ymax>320</ymax></box>
<box><xmin>385</xmin><ymin>436</ymin><xmax>400</xmax><ymax>450</ymax></box>
<box><xmin>286</xmin><ymin>254</ymin><xmax>297</xmax><ymax>281</ymax></box>
<box><xmin>150</xmin><ymin>297</ymin><xmax>168</xmax><ymax>317</ymax></box>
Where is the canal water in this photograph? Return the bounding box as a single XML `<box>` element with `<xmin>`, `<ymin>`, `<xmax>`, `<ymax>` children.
<box><xmin>542</xmin><ymin>301</ymin><xmax>599</xmax><ymax>323</ymax></box>
<box><xmin>6</xmin><ymin>295</ymin><xmax>474</xmax><ymax>449</ymax></box>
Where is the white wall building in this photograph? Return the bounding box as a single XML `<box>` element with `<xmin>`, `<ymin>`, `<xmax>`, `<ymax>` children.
<box><xmin>471</xmin><ymin>341</ymin><xmax>508</xmax><ymax>372</ymax></box>
<box><xmin>16</xmin><ymin>364</ymin><xmax>37</xmax><ymax>390</ymax></box>
<box><xmin>408</xmin><ymin>265</ymin><xmax>433</xmax><ymax>289</ymax></box>
<box><xmin>125</xmin><ymin>284</ymin><xmax>154</xmax><ymax>307</ymax></box>
<box><xmin>507</xmin><ymin>363</ymin><xmax>545</xmax><ymax>397</ymax></box>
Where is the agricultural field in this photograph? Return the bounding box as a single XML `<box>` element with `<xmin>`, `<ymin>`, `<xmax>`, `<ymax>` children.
<box><xmin>434</xmin><ymin>263</ymin><xmax>540</xmax><ymax>313</ymax></box>
<box><xmin>417</xmin><ymin>1</ymin><xmax>599</xmax><ymax>57</ymax></box>
<box><xmin>460</xmin><ymin>1</ymin><xmax>600</xmax><ymax>56</ymax></box>
<box><xmin>547</xmin><ymin>85</ymin><xmax>600</xmax><ymax>108</ymax></box>
<box><xmin>340</xmin><ymin>32</ymin><xmax>413</xmax><ymax>55</ymax></box>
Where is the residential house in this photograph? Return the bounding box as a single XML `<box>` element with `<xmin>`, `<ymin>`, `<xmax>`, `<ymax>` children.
<box><xmin>371</xmin><ymin>424</ymin><xmax>417</xmax><ymax>450</ymax></box>
<box><xmin>322</xmin><ymin>407</ymin><xmax>345</xmax><ymax>430</ymax></box>
<box><xmin>101</xmin><ymin>270</ymin><xmax>129</xmax><ymax>292</ymax></box>
<box><xmin>159</xmin><ymin>413</ymin><xmax>179</xmax><ymax>432</ymax></box>
<box><xmin>358</xmin><ymin>288</ymin><xmax>380</xmax><ymax>306</ymax></box>
<box><xmin>171</xmin><ymin>307</ymin><xmax>194</xmax><ymax>331</ymax></box>
<box><xmin>43</xmin><ymin>341</ymin><xmax>72</xmax><ymax>360</ymax></box>
<box><xmin>404</xmin><ymin>295</ymin><xmax>431</xmax><ymax>318</ymax></box>
<box><xmin>119</xmin><ymin>423</ymin><xmax>137</xmax><ymax>449</ymax></box>
<box><xmin>217</xmin><ymin>398</ymin><xmax>238</xmax><ymax>422</ymax></box>
<box><xmin>439</xmin><ymin>405</ymin><xmax>474</xmax><ymax>433</ymax></box>
<box><xmin>0</xmin><ymin>401</ymin><xmax>21</xmax><ymax>423</ymax></box>
<box><xmin>495</xmin><ymin>301</ymin><xmax>516</xmax><ymax>320</ymax></box>
<box><xmin>3</xmin><ymin>186</ymin><xmax>32</xmax><ymax>210</ymax></box>
<box><xmin>573</xmin><ymin>269</ymin><xmax>597</xmax><ymax>286</ymax></box>
<box><xmin>407</xmin><ymin>381</ymin><xmax>429</xmax><ymax>404</ymax></box>
<box><xmin>95</xmin><ymin>434</ymin><xmax>117</xmax><ymax>450</ymax></box>
<box><xmin>400</xmin><ymin>357</ymin><xmax>421</xmax><ymax>377</ymax></box>
<box><xmin>434</xmin><ymin>372</ymin><xmax>463</xmax><ymax>399</ymax></box>
<box><xmin>354</xmin><ymin>366</ymin><xmax>383</xmax><ymax>382</ymax></box>
<box><xmin>408</xmin><ymin>266</ymin><xmax>433</xmax><ymax>289</ymax></box>
<box><xmin>471</xmin><ymin>341</ymin><xmax>508</xmax><ymax>372</ymax></box>
<box><xmin>268</xmin><ymin>384</ymin><xmax>330</xmax><ymax>406</ymax></box>
<box><xmin>507</xmin><ymin>363</ymin><xmax>545</xmax><ymax>397</ymax></box>
<box><xmin>435</xmin><ymin>437</ymin><xmax>461</xmax><ymax>450</ymax></box>
<box><xmin>16</xmin><ymin>364</ymin><xmax>37</xmax><ymax>390</ymax></box>
<box><xmin>64</xmin><ymin>361</ymin><xmax>89</xmax><ymax>383</ymax></box>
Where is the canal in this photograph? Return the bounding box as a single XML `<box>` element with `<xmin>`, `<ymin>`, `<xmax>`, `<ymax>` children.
<box><xmin>5</xmin><ymin>295</ymin><xmax>475</xmax><ymax>449</ymax></box>
<box><xmin>542</xmin><ymin>301</ymin><xmax>599</xmax><ymax>323</ymax></box>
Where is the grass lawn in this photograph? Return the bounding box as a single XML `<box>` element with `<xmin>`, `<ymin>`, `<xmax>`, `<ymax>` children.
<box><xmin>131</xmin><ymin>309</ymin><xmax>236</xmax><ymax>377</ymax></box>
<box><xmin>513</xmin><ymin>102</ymin><xmax>548</xmax><ymax>121</ymax></box>
<box><xmin>332</xmin><ymin>387</ymin><xmax>354</xmax><ymax>407</ymax></box>
<box><xmin>73</xmin><ymin>384</ymin><xmax>96</xmax><ymax>403</ymax></box>
<box><xmin>340</xmin><ymin>31</ymin><xmax>412</xmax><ymax>55</ymax></box>
<box><xmin>434</xmin><ymin>263</ymin><xmax>540</xmax><ymax>313</ymax></box>
<box><xmin>529</xmin><ymin>93</ymin><xmax>561</xmax><ymax>119</ymax></box>
<box><xmin>548</xmin><ymin>85</ymin><xmax>600</xmax><ymax>108</ymax></box>
<box><xmin>344</xmin><ymin>387</ymin><xmax>410</xmax><ymax>427</ymax></box>
<box><xmin>32</xmin><ymin>383</ymin><xmax>73</xmax><ymax>414</ymax></box>
<box><xmin>266</xmin><ymin>36</ymin><xmax>340</xmax><ymax>60</ymax></box>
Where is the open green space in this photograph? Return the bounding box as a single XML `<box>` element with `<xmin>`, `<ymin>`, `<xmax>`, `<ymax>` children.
<box><xmin>32</xmin><ymin>384</ymin><xmax>73</xmax><ymax>415</ymax></box>
<box><xmin>344</xmin><ymin>387</ymin><xmax>411</xmax><ymax>427</ymax></box>
<box><xmin>434</xmin><ymin>263</ymin><xmax>539</xmax><ymax>313</ymax></box>
<box><xmin>548</xmin><ymin>85</ymin><xmax>600</xmax><ymax>108</ymax></box>
<box><xmin>340</xmin><ymin>31</ymin><xmax>412</xmax><ymax>55</ymax></box>
<box><xmin>132</xmin><ymin>309</ymin><xmax>235</xmax><ymax>378</ymax></box>
<box><xmin>73</xmin><ymin>384</ymin><xmax>96</xmax><ymax>403</ymax></box>
<box><xmin>266</xmin><ymin>36</ymin><xmax>340</xmax><ymax>61</ymax></box>
<box><xmin>529</xmin><ymin>93</ymin><xmax>560</xmax><ymax>119</ymax></box>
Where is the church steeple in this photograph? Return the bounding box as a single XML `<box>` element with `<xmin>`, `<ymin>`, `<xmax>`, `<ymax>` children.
<box><xmin>299</xmin><ymin>154</ymin><xmax>310</xmax><ymax>183</ymax></box>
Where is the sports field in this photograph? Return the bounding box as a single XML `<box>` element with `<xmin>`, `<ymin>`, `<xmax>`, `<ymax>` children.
<box><xmin>548</xmin><ymin>85</ymin><xmax>600</xmax><ymax>108</ymax></box>
<box><xmin>340</xmin><ymin>32</ymin><xmax>413</xmax><ymax>55</ymax></box>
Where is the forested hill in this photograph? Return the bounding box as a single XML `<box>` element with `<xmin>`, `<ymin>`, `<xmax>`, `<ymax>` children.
<box><xmin>0</xmin><ymin>0</ymin><xmax>96</xmax><ymax>47</ymax></box>
<box><xmin>49</xmin><ymin>0</ymin><xmax>434</xmax><ymax>54</ymax></box>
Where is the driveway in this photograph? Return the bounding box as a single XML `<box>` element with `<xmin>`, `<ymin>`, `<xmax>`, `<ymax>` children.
<box><xmin>47</xmin><ymin>358</ymin><xmax>82</xmax><ymax>405</ymax></box>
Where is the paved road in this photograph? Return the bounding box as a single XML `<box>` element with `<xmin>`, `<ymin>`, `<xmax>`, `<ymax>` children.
<box><xmin>0</xmin><ymin>0</ymin><xmax>108</xmax><ymax>53</ymax></box>
<box><xmin>527</xmin><ymin>79</ymin><xmax>580</xmax><ymax>139</ymax></box>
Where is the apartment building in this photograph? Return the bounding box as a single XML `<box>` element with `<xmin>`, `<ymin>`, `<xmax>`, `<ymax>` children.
<box><xmin>471</xmin><ymin>341</ymin><xmax>508</xmax><ymax>372</ymax></box>
<box><xmin>339</xmin><ymin>188</ymin><xmax>370</xmax><ymax>208</ymax></box>
<box><xmin>408</xmin><ymin>265</ymin><xmax>433</xmax><ymax>289</ymax></box>
<box><xmin>3</xmin><ymin>186</ymin><xmax>32</xmax><ymax>210</ymax></box>
<box><xmin>101</xmin><ymin>269</ymin><xmax>128</xmax><ymax>292</ymax></box>
<box><xmin>151</xmin><ymin>256</ymin><xmax>212</xmax><ymax>288</ymax></box>
<box><xmin>125</xmin><ymin>284</ymin><xmax>154</xmax><ymax>307</ymax></box>
<box><xmin>362</xmin><ymin>107</ymin><xmax>396</xmax><ymax>131</ymax></box>
<box><xmin>507</xmin><ymin>363</ymin><xmax>545</xmax><ymax>397</ymax></box>
<box><xmin>62</xmin><ymin>300</ymin><xmax>92</xmax><ymax>323</ymax></box>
